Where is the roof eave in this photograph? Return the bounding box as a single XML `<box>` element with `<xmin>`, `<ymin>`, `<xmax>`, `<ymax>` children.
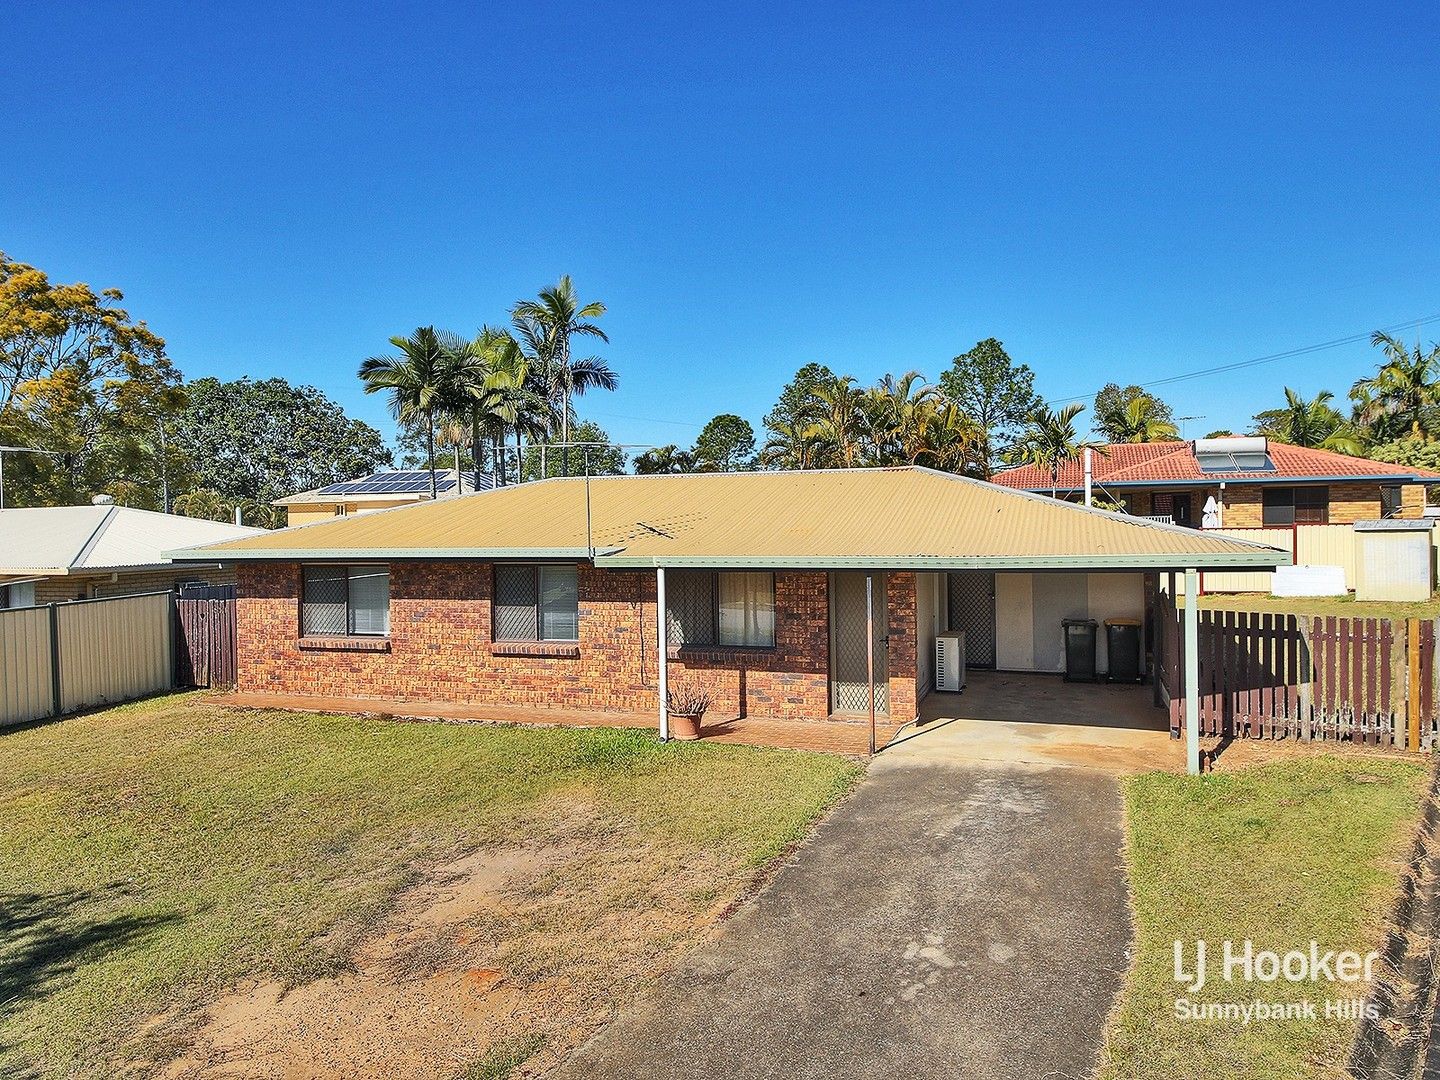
<box><xmin>594</xmin><ymin>553</ymin><xmax>1291</xmax><ymax>571</ymax></box>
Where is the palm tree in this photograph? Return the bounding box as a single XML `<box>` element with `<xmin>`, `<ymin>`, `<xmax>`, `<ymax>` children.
<box><xmin>760</xmin><ymin>418</ymin><xmax>826</xmax><ymax>470</ymax></box>
<box><xmin>1352</xmin><ymin>331</ymin><xmax>1440</xmax><ymax>440</ymax></box>
<box><xmin>359</xmin><ymin>327</ymin><xmax>452</xmax><ymax>499</ymax></box>
<box><xmin>511</xmin><ymin>276</ymin><xmax>616</xmax><ymax>475</ymax></box>
<box><xmin>482</xmin><ymin>337</ymin><xmax>552</xmax><ymax>484</ymax></box>
<box><xmin>1103</xmin><ymin>395</ymin><xmax>1180</xmax><ymax>443</ymax></box>
<box><xmin>1003</xmin><ymin>403</ymin><xmax>1105</xmax><ymax>498</ymax></box>
<box><xmin>913</xmin><ymin>400</ymin><xmax>985</xmax><ymax>474</ymax></box>
<box><xmin>813</xmin><ymin>375</ymin><xmax>868</xmax><ymax>468</ymax></box>
<box><xmin>1254</xmin><ymin>387</ymin><xmax>1365</xmax><ymax>455</ymax></box>
<box><xmin>633</xmin><ymin>444</ymin><xmax>698</xmax><ymax>474</ymax></box>
<box><xmin>862</xmin><ymin>371</ymin><xmax>942</xmax><ymax>465</ymax></box>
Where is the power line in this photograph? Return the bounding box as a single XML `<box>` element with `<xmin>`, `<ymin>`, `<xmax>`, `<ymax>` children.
<box><xmin>1046</xmin><ymin>312</ymin><xmax>1440</xmax><ymax>406</ymax></box>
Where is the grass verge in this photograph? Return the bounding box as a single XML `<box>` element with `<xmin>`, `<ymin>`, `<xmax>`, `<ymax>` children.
<box><xmin>1099</xmin><ymin>754</ymin><xmax>1430</xmax><ymax>1080</ymax></box>
<box><xmin>1195</xmin><ymin>593</ymin><xmax>1440</xmax><ymax>619</ymax></box>
<box><xmin>0</xmin><ymin>693</ymin><xmax>860</xmax><ymax>1078</ymax></box>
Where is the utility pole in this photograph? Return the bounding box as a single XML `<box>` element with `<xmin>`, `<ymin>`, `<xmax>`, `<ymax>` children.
<box><xmin>0</xmin><ymin>446</ymin><xmax>63</xmax><ymax>510</ymax></box>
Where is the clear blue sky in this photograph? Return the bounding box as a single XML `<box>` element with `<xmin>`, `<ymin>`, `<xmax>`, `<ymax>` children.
<box><xmin>5</xmin><ymin>1</ymin><xmax>1437</xmax><ymax>453</ymax></box>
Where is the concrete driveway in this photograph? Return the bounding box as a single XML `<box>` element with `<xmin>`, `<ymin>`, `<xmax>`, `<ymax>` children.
<box><xmin>552</xmin><ymin>742</ymin><xmax>1133</xmax><ymax>1080</ymax></box>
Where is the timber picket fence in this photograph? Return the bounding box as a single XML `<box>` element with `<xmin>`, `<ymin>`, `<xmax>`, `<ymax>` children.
<box><xmin>1157</xmin><ymin>595</ymin><xmax>1440</xmax><ymax>751</ymax></box>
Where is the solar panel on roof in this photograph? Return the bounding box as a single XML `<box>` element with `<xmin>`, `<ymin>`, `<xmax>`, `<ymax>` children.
<box><xmin>310</xmin><ymin>468</ymin><xmax>495</xmax><ymax>497</ymax></box>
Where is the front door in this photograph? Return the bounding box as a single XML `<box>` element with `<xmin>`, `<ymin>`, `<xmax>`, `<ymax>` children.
<box><xmin>948</xmin><ymin>571</ymin><xmax>996</xmax><ymax>668</ymax></box>
<box><xmin>829</xmin><ymin>572</ymin><xmax>888</xmax><ymax>715</ymax></box>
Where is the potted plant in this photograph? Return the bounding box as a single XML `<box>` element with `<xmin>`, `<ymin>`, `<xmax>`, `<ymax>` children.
<box><xmin>666</xmin><ymin>685</ymin><xmax>711</xmax><ymax>741</ymax></box>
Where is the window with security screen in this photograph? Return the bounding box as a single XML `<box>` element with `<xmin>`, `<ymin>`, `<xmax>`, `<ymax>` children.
<box><xmin>301</xmin><ymin>565</ymin><xmax>390</xmax><ymax>636</ymax></box>
<box><xmin>664</xmin><ymin>571</ymin><xmax>774</xmax><ymax>648</ymax></box>
<box><xmin>493</xmin><ymin>564</ymin><xmax>579</xmax><ymax>642</ymax></box>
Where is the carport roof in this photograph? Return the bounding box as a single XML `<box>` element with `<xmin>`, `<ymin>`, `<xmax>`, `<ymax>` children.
<box><xmin>167</xmin><ymin>467</ymin><xmax>1289</xmax><ymax>571</ymax></box>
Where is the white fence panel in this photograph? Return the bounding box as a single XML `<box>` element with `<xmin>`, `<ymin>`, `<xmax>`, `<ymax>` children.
<box><xmin>1296</xmin><ymin>524</ymin><xmax>1360</xmax><ymax>589</ymax></box>
<box><xmin>0</xmin><ymin>606</ymin><xmax>54</xmax><ymax>727</ymax></box>
<box><xmin>56</xmin><ymin>592</ymin><xmax>173</xmax><ymax>714</ymax></box>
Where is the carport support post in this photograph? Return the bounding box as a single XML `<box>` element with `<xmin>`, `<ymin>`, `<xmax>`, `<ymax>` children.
<box><xmin>1184</xmin><ymin>568</ymin><xmax>1200</xmax><ymax>776</ymax></box>
<box><xmin>657</xmin><ymin>566</ymin><xmax>669</xmax><ymax>741</ymax></box>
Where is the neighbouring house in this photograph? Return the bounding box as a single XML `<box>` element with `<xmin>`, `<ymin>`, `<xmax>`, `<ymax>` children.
<box><xmin>991</xmin><ymin>436</ymin><xmax>1440</xmax><ymax>528</ymax></box>
<box><xmin>277</xmin><ymin>469</ymin><xmax>495</xmax><ymax>525</ymax></box>
<box><xmin>0</xmin><ymin>503</ymin><xmax>265</xmax><ymax>608</ymax></box>
<box><xmin>171</xmin><ymin>467</ymin><xmax>1285</xmax><ymax>772</ymax></box>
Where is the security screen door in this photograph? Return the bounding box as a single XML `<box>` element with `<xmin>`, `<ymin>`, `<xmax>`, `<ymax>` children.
<box><xmin>947</xmin><ymin>571</ymin><xmax>996</xmax><ymax>668</ymax></box>
<box><xmin>829</xmin><ymin>572</ymin><xmax>889</xmax><ymax>715</ymax></box>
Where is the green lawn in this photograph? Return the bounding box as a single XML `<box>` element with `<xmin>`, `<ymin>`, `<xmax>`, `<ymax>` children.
<box><xmin>1195</xmin><ymin>592</ymin><xmax>1440</xmax><ymax>619</ymax></box>
<box><xmin>0</xmin><ymin>693</ymin><xmax>860</xmax><ymax>1079</ymax></box>
<box><xmin>1100</xmin><ymin>755</ymin><xmax>1431</xmax><ymax>1080</ymax></box>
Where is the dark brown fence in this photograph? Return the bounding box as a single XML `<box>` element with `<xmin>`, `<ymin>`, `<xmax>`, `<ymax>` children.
<box><xmin>1157</xmin><ymin>597</ymin><xmax>1439</xmax><ymax>751</ymax></box>
<box><xmin>175</xmin><ymin>597</ymin><xmax>237</xmax><ymax>689</ymax></box>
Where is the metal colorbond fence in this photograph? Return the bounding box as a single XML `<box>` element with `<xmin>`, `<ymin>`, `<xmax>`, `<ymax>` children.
<box><xmin>1158</xmin><ymin>595</ymin><xmax>1439</xmax><ymax>750</ymax></box>
<box><xmin>0</xmin><ymin>592</ymin><xmax>174</xmax><ymax>728</ymax></box>
<box><xmin>1201</xmin><ymin>523</ymin><xmax>1439</xmax><ymax>594</ymax></box>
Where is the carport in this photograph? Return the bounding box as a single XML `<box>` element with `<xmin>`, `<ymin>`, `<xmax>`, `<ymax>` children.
<box><xmin>624</xmin><ymin>480</ymin><xmax>1289</xmax><ymax>776</ymax></box>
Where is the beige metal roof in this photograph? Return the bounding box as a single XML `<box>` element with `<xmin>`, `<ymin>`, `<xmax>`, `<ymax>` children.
<box><xmin>169</xmin><ymin>467</ymin><xmax>1288</xmax><ymax>570</ymax></box>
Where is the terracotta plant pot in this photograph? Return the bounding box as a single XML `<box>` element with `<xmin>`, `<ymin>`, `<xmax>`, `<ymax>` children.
<box><xmin>670</xmin><ymin>711</ymin><xmax>704</xmax><ymax>741</ymax></box>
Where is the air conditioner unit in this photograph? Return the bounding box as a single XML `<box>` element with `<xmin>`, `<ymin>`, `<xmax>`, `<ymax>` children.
<box><xmin>935</xmin><ymin>633</ymin><xmax>966</xmax><ymax>692</ymax></box>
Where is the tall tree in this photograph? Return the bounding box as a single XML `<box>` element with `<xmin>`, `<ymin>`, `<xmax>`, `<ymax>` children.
<box><xmin>1252</xmin><ymin>388</ymin><xmax>1364</xmax><ymax>455</ymax></box>
<box><xmin>0</xmin><ymin>251</ymin><xmax>184</xmax><ymax>507</ymax></box>
<box><xmin>1351</xmin><ymin>331</ymin><xmax>1440</xmax><ymax>440</ymax></box>
<box><xmin>693</xmin><ymin>414</ymin><xmax>756</xmax><ymax>471</ymax></box>
<box><xmin>937</xmin><ymin>339</ymin><xmax>1041</xmax><ymax>479</ymax></box>
<box><xmin>511</xmin><ymin>276</ymin><xmax>616</xmax><ymax>475</ymax></box>
<box><xmin>1092</xmin><ymin>384</ymin><xmax>1178</xmax><ymax>442</ymax></box>
<box><xmin>1002</xmin><ymin>403</ymin><xmax>1104</xmax><ymax>498</ymax></box>
<box><xmin>359</xmin><ymin>327</ymin><xmax>453</xmax><ymax>499</ymax></box>
<box><xmin>171</xmin><ymin>377</ymin><xmax>391</xmax><ymax>518</ymax></box>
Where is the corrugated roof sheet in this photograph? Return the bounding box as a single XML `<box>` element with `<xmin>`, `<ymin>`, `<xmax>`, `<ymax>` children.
<box><xmin>993</xmin><ymin>440</ymin><xmax>1440</xmax><ymax>490</ymax></box>
<box><xmin>0</xmin><ymin>505</ymin><xmax>265</xmax><ymax>574</ymax></box>
<box><xmin>171</xmin><ymin>467</ymin><xmax>1287</xmax><ymax>570</ymax></box>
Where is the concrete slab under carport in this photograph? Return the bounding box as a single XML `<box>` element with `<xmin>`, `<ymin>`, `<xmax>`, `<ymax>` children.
<box><xmin>889</xmin><ymin>670</ymin><xmax>1185</xmax><ymax>774</ymax></box>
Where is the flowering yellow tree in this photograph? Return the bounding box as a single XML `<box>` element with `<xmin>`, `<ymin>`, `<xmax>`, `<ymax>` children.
<box><xmin>0</xmin><ymin>252</ymin><xmax>185</xmax><ymax>507</ymax></box>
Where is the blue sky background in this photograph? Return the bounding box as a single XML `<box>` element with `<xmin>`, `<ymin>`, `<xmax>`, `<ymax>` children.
<box><xmin>4</xmin><ymin>1</ymin><xmax>1438</xmax><ymax>456</ymax></box>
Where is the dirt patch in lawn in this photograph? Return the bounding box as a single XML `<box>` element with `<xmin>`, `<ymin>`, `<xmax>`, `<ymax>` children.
<box><xmin>151</xmin><ymin>813</ymin><xmax>739</xmax><ymax>1079</ymax></box>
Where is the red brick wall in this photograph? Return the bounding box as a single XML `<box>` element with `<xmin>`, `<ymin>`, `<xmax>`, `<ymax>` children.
<box><xmin>666</xmin><ymin>572</ymin><xmax>830</xmax><ymax>719</ymax></box>
<box><xmin>887</xmin><ymin>571</ymin><xmax>919</xmax><ymax>722</ymax></box>
<box><xmin>236</xmin><ymin>563</ymin><xmax>885</xmax><ymax>722</ymax></box>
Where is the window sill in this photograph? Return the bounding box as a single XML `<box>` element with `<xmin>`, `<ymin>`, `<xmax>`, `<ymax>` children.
<box><xmin>491</xmin><ymin>641</ymin><xmax>581</xmax><ymax>658</ymax></box>
<box><xmin>670</xmin><ymin>644</ymin><xmax>776</xmax><ymax>660</ymax></box>
<box><xmin>297</xmin><ymin>636</ymin><xmax>391</xmax><ymax>652</ymax></box>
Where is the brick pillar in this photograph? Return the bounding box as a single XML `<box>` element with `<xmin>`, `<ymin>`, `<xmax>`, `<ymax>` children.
<box><xmin>887</xmin><ymin>571</ymin><xmax>918</xmax><ymax>721</ymax></box>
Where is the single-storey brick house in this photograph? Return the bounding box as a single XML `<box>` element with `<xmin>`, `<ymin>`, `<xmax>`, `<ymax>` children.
<box><xmin>174</xmin><ymin>468</ymin><xmax>1286</xmax><ymax>773</ymax></box>
<box><xmin>992</xmin><ymin>437</ymin><xmax>1440</xmax><ymax>527</ymax></box>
